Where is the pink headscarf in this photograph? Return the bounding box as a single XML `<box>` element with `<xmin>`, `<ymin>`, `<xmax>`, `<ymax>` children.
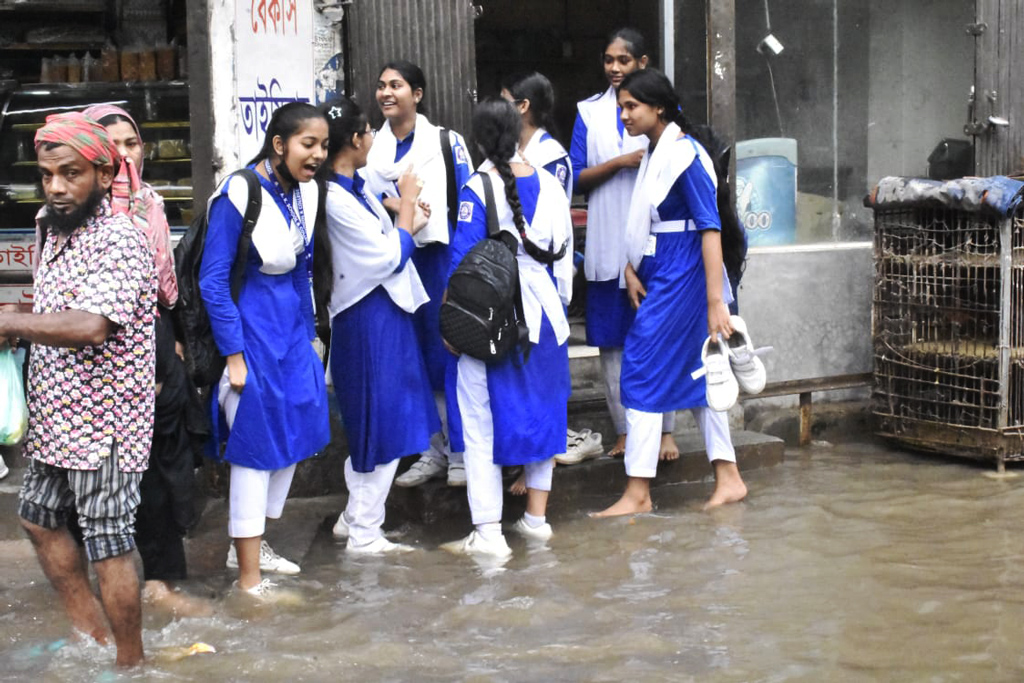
<box><xmin>83</xmin><ymin>104</ymin><xmax>178</xmax><ymax>308</ymax></box>
<box><xmin>34</xmin><ymin>111</ymin><xmax>119</xmax><ymax>167</ymax></box>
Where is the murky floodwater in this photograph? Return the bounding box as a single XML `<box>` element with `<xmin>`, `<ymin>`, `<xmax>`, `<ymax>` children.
<box><xmin>4</xmin><ymin>441</ymin><xmax>1024</xmax><ymax>681</ymax></box>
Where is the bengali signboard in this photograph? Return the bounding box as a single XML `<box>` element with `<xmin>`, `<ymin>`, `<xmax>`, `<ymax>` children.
<box><xmin>235</xmin><ymin>0</ymin><xmax>316</xmax><ymax>163</ymax></box>
<box><xmin>0</xmin><ymin>235</ymin><xmax>37</xmax><ymax>305</ymax></box>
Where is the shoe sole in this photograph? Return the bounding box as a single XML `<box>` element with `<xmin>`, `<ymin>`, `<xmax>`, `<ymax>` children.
<box><xmin>226</xmin><ymin>559</ymin><xmax>301</xmax><ymax>575</ymax></box>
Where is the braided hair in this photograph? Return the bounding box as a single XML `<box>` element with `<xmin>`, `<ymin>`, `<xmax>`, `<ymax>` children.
<box><xmin>471</xmin><ymin>99</ymin><xmax>567</xmax><ymax>265</ymax></box>
<box><xmin>618</xmin><ymin>69</ymin><xmax>746</xmax><ymax>280</ymax></box>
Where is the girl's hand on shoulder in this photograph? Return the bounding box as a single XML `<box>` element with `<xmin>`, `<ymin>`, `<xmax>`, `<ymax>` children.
<box><xmin>707</xmin><ymin>300</ymin><xmax>733</xmax><ymax>340</ymax></box>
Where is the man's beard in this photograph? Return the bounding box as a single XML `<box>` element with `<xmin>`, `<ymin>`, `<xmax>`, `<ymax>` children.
<box><xmin>38</xmin><ymin>184</ymin><xmax>106</xmax><ymax>236</ymax></box>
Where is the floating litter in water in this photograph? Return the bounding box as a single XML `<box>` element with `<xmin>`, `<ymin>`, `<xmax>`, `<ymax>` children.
<box><xmin>155</xmin><ymin>642</ymin><xmax>217</xmax><ymax>662</ymax></box>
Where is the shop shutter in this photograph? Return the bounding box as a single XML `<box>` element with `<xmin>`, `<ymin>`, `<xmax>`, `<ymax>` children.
<box><xmin>346</xmin><ymin>0</ymin><xmax>478</xmax><ymax>135</ymax></box>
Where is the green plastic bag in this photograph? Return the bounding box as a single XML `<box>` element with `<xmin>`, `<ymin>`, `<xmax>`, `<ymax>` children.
<box><xmin>0</xmin><ymin>347</ymin><xmax>28</xmax><ymax>446</ymax></box>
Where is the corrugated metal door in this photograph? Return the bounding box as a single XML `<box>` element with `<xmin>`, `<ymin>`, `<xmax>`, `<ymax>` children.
<box><xmin>346</xmin><ymin>0</ymin><xmax>479</xmax><ymax>135</ymax></box>
<box><xmin>974</xmin><ymin>0</ymin><xmax>1022</xmax><ymax>176</ymax></box>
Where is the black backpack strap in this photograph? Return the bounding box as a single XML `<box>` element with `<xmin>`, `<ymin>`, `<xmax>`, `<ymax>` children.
<box><xmin>312</xmin><ymin>177</ymin><xmax>333</xmax><ymax>354</ymax></box>
<box><xmin>229</xmin><ymin>168</ymin><xmax>263</xmax><ymax>302</ymax></box>
<box><xmin>439</xmin><ymin>127</ymin><xmax>458</xmax><ymax>229</ymax></box>
<box><xmin>480</xmin><ymin>173</ymin><xmax>531</xmax><ymax>362</ymax></box>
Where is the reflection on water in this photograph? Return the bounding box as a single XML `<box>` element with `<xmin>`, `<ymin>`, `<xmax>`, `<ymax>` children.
<box><xmin>5</xmin><ymin>441</ymin><xmax>1024</xmax><ymax>681</ymax></box>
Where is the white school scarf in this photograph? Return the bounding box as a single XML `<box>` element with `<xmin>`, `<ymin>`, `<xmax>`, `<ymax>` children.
<box><xmin>470</xmin><ymin>159</ymin><xmax>574</xmax><ymax>345</ymax></box>
<box><xmin>364</xmin><ymin>113</ymin><xmax>453</xmax><ymax>247</ymax></box>
<box><xmin>577</xmin><ymin>86</ymin><xmax>648</xmax><ymax>282</ymax></box>
<box><xmin>324</xmin><ymin>175</ymin><xmax>428</xmax><ymax>317</ymax></box>
<box><xmin>210</xmin><ymin>172</ymin><xmax>319</xmax><ymax>275</ymax></box>
<box><xmin>522</xmin><ymin>128</ymin><xmax>573</xmax><ymax>199</ymax></box>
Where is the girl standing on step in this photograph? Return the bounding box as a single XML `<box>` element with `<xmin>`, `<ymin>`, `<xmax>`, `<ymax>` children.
<box><xmin>320</xmin><ymin>97</ymin><xmax>438</xmax><ymax>554</ymax></box>
<box><xmin>442</xmin><ymin>99</ymin><xmax>573</xmax><ymax>559</ymax></box>
<box><xmin>570</xmin><ymin>28</ymin><xmax>679</xmax><ymax>462</ymax></box>
<box><xmin>201</xmin><ymin>103</ymin><xmax>332</xmax><ymax>597</ymax></box>
<box><xmin>363</xmin><ymin>60</ymin><xmax>474</xmax><ymax>489</ymax></box>
<box><xmin>592</xmin><ymin>69</ymin><xmax>747</xmax><ymax>517</ymax></box>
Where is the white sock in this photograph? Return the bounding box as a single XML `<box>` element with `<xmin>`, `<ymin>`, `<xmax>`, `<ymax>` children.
<box><xmin>523</xmin><ymin>512</ymin><xmax>546</xmax><ymax>528</ymax></box>
<box><xmin>475</xmin><ymin>522</ymin><xmax>503</xmax><ymax>541</ymax></box>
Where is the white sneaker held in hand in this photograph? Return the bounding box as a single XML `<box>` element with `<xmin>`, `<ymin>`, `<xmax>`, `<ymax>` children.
<box><xmin>692</xmin><ymin>334</ymin><xmax>739</xmax><ymax>412</ymax></box>
<box><xmin>394</xmin><ymin>456</ymin><xmax>447</xmax><ymax>487</ymax></box>
<box><xmin>726</xmin><ymin>315</ymin><xmax>769</xmax><ymax>395</ymax></box>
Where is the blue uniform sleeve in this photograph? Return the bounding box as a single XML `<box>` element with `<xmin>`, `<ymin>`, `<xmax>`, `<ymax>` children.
<box><xmin>569</xmin><ymin>113</ymin><xmax>588</xmax><ymax>190</ymax></box>
<box><xmin>199</xmin><ymin>193</ymin><xmax>247</xmax><ymax>356</ymax></box>
<box><xmin>543</xmin><ymin>157</ymin><xmax>571</xmax><ymax>196</ymax></box>
<box><xmin>292</xmin><ymin>248</ymin><xmax>316</xmax><ymax>342</ymax></box>
<box><xmin>657</xmin><ymin>161</ymin><xmax>722</xmax><ymax>232</ymax></box>
<box><xmin>396</xmin><ymin>230</ymin><xmax>416</xmax><ymax>272</ymax></box>
<box><xmin>447</xmin><ymin>185</ymin><xmax>487</xmax><ymax>281</ymax></box>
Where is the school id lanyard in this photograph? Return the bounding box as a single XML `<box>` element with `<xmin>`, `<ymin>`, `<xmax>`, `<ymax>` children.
<box><xmin>264</xmin><ymin>159</ymin><xmax>313</xmax><ymax>284</ymax></box>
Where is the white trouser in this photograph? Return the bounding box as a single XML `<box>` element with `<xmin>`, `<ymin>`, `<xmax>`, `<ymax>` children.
<box><xmin>344</xmin><ymin>457</ymin><xmax>400</xmax><ymax>546</ymax></box>
<box><xmin>421</xmin><ymin>392</ymin><xmax>463</xmax><ymax>465</ymax></box>
<box><xmin>220</xmin><ymin>369</ymin><xmax>297</xmax><ymax>538</ymax></box>
<box><xmin>624</xmin><ymin>407</ymin><xmax>736</xmax><ymax>479</ymax></box>
<box><xmin>457</xmin><ymin>355</ymin><xmax>554</xmax><ymax>525</ymax></box>
<box><xmin>229</xmin><ymin>463</ymin><xmax>296</xmax><ymax>538</ymax></box>
<box><xmin>601</xmin><ymin>348</ymin><xmax>675</xmax><ymax>435</ymax></box>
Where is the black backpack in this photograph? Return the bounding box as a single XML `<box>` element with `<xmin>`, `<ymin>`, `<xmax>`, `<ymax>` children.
<box><xmin>440</xmin><ymin>173</ymin><xmax>529</xmax><ymax>363</ymax></box>
<box><xmin>173</xmin><ymin>169</ymin><xmax>262</xmax><ymax>387</ymax></box>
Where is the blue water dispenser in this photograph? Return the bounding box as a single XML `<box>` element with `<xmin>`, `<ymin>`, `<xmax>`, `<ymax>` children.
<box><xmin>735</xmin><ymin>138</ymin><xmax>798</xmax><ymax>246</ymax></box>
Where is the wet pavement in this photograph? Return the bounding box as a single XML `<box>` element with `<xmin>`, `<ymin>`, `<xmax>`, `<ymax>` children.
<box><xmin>3</xmin><ymin>439</ymin><xmax>1024</xmax><ymax>681</ymax></box>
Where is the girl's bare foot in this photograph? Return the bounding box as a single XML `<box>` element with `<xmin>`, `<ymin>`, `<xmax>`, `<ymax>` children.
<box><xmin>659</xmin><ymin>433</ymin><xmax>679</xmax><ymax>461</ymax></box>
<box><xmin>143</xmin><ymin>580</ymin><xmax>214</xmax><ymax>618</ymax></box>
<box><xmin>509</xmin><ymin>473</ymin><xmax>527</xmax><ymax>496</ymax></box>
<box><xmin>607</xmin><ymin>434</ymin><xmax>627</xmax><ymax>457</ymax></box>
<box><xmin>591</xmin><ymin>477</ymin><xmax>652</xmax><ymax>517</ymax></box>
<box><xmin>703</xmin><ymin>460</ymin><xmax>748</xmax><ymax>510</ymax></box>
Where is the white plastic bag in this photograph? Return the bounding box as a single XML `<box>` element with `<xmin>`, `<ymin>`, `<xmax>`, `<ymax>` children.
<box><xmin>0</xmin><ymin>347</ymin><xmax>28</xmax><ymax>445</ymax></box>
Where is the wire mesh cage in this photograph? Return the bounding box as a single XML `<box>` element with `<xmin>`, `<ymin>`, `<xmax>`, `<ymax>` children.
<box><xmin>871</xmin><ymin>178</ymin><xmax>1024</xmax><ymax>467</ymax></box>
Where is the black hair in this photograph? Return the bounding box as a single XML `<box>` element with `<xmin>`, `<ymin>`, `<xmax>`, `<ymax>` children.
<box><xmin>320</xmin><ymin>96</ymin><xmax>369</xmax><ymax>164</ymax></box>
<box><xmin>501</xmin><ymin>71</ymin><xmax>558</xmax><ymax>138</ymax></box>
<box><xmin>246</xmin><ymin>102</ymin><xmax>326</xmax><ymax>185</ymax></box>
<box><xmin>378</xmin><ymin>60</ymin><xmax>428</xmax><ymax>115</ymax></box>
<box><xmin>606</xmin><ymin>27</ymin><xmax>647</xmax><ymax>59</ymax></box>
<box><xmin>618</xmin><ymin>68</ymin><xmax>746</xmax><ymax>280</ymax></box>
<box><xmin>472</xmin><ymin>98</ymin><xmax>567</xmax><ymax>265</ymax></box>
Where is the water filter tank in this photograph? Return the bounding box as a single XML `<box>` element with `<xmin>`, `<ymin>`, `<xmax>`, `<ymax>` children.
<box><xmin>735</xmin><ymin>138</ymin><xmax>798</xmax><ymax>246</ymax></box>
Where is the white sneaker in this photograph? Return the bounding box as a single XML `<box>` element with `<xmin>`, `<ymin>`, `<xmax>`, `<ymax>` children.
<box><xmin>447</xmin><ymin>462</ymin><xmax>467</xmax><ymax>487</ymax></box>
<box><xmin>394</xmin><ymin>456</ymin><xmax>447</xmax><ymax>487</ymax></box>
<box><xmin>555</xmin><ymin>429</ymin><xmax>604</xmax><ymax>465</ymax></box>
<box><xmin>0</xmin><ymin>455</ymin><xmax>8</xmax><ymax>480</ymax></box>
<box><xmin>226</xmin><ymin>541</ymin><xmax>301</xmax><ymax>575</ymax></box>
<box><xmin>511</xmin><ymin>516</ymin><xmax>553</xmax><ymax>541</ymax></box>
<box><xmin>692</xmin><ymin>334</ymin><xmax>739</xmax><ymax>412</ymax></box>
<box><xmin>346</xmin><ymin>536</ymin><xmax>415</xmax><ymax>555</ymax></box>
<box><xmin>332</xmin><ymin>512</ymin><xmax>349</xmax><ymax>539</ymax></box>
<box><xmin>237</xmin><ymin>578</ymin><xmax>278</xmax><ymax>599</ymax></box>
<box><xmin>234</xmin><ymin>578</ymin><xmax>303</xmax><ymax>605</ymax></box>
<box><xmin>727</xmin><ymin>315</ymin><xmax>768</xmax><ymax>395</ymax></box>
<box><xmin>441</xmin><ymin>530</ymin><xmax>513</xmax><ymax>559</ymax></box>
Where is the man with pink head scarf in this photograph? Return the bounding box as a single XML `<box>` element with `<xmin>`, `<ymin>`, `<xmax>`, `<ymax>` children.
<box><xmin>2</xmin><ymin>111</ymin><xmax>156</xmax><ymax>668</ymax></box>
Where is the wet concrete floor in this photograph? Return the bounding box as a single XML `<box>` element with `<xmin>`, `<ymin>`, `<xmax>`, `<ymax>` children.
<box><xmin>3</xmin><ymin>440</ymin><xmax>1024</xmax><ymax>681</ymax></box>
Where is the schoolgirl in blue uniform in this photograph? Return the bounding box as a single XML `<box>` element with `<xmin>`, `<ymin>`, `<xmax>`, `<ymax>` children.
<box><xmin>363</xmin><ymin>60</ymin><xmax>474</xmax><ymax>488</ymax></box>
<box><xmin>500</xmin><ymin>71</ymin><xmax>572</xmax><ymax>198</ymax></box>
<box><xmin>201</xmin><ymin>103</ymin><xmax>332</xmax><ymax>596</ymax></box>
<box><xmin>443</xmin><ymin>99</ymin><xmax>574</xmax><ymax>559</ymax></box>
<box><xmin>570</xmin><ymin>28</ymin><xmax>677</xmax><ymax>460</ymax></box>
<box><xmin>320</xmin><ymin>97</ymin><xmax>438</xmax><ymax>554</ymax></box>
<box><xmin>593</xmin><ymin>70</ymin><xmax>748</xmax><ymax>518</ymax></box>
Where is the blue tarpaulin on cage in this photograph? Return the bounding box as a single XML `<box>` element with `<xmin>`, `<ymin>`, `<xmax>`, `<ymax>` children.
<box><xmin>865</xmin><ymin>176</ymin><xmax>1024</xmax><ymax>217</ymax></box>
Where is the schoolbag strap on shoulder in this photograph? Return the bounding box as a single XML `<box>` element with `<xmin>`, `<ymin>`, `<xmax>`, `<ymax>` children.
<box><xmin>229</xmin><ymin>168</ymin><xmax>263</xmax><ymax>302</ymax></box>
<box><xmin>439</xmin><ymin>128</ymin><xmax>458</xmax><ymax>229</ymax></box>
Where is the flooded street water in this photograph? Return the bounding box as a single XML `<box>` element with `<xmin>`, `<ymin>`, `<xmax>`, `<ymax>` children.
<box><xmin>4</xmin><ymin>440</ymin><xmax>1024</xmax><ymax>681</ymax></box>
